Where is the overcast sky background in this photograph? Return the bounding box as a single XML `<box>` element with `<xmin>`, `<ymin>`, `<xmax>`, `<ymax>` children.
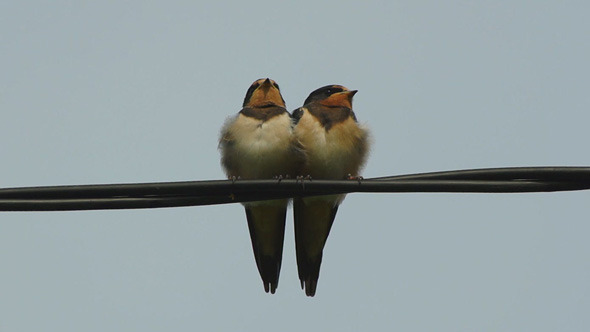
<box><xmin>2</xmin><ymin>1</ymin><xmax>590</xmax><ymax>331</ymax></box>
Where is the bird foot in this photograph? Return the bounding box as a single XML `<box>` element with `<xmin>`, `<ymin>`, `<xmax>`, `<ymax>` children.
<box><xmin>273</xmin><ymin>174</ymin><xmax>290</xmax><ymax>183</ymax></box>
<box><xmin>296</xmin><ymin>175</ymin><xmax>312</xmax><ymax>190</ymax></box>
<box><xmin>346</xmin><ymin>174</ymin><xmax>364</xmax><ymax>184</ymax></box>
<box><xmin>228</xmin><ymin>175</ymin><xmax>241</xmax><ymax>184</ymax></box>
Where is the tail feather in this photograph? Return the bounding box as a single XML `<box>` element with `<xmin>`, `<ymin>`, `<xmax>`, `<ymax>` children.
<box><xmin>294</xmin><ymin>197</ymin><xmax>339</xmax><ymax>297</ymax></box>
<box><xmin>245</xmin><ymin>203</ymin><xmax>287</xmax><ymax>294</ymax></box>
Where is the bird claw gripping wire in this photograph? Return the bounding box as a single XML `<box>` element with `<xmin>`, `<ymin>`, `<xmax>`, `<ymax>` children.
<box><xmin>296</xmin><ymin>175</ymin><xmax>313</xmax><ymax>190</ymax></box>
<box><xmin>273</xmin><ymin>174</ymin><xmax>290</xmax><ymax>183</ymax></box>
<box><xmin>227</xmin><ymin>176</ymin><xmax>241</xmax><ymax>200</ymax></box>
<box><xmin>346</xmin><ymin>174</ymin><xmax>364</xmax><ymax>184</ymax></box>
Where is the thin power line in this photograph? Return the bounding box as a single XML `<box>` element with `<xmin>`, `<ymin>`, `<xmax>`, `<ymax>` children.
<box><xmin>1</xmin><ymin>167</ymin><xmax>589</xmax><ymax>211</ymax></box>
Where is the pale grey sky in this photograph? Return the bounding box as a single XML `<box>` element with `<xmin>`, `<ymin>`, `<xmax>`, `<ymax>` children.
<box><xmin>2</xmin><ymin>1</ymin><xmax>590</xmax><ymax>331</ymax></box>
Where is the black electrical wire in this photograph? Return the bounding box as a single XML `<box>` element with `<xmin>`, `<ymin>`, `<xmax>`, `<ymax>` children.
<box><xmin>1</xmin><ymin>167</ymin><xmax>589</xmax><ymax>211</ymax></box>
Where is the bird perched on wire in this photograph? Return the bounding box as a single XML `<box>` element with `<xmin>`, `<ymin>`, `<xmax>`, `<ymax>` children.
<box><xmin>292</xmin><ymin>85</ymin><xmax>370</xmax><ymax>296</ymax></box>
<box><xmin>219</xmin><ymin>78</ymin><xmax>304</xmax><ymax>294</ymax></box>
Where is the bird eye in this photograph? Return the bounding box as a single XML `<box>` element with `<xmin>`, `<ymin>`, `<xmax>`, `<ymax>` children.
<box><xmin>325</xmin><ymin>89</ymin><xmax>332</xmax><ymax>95</ymax></box>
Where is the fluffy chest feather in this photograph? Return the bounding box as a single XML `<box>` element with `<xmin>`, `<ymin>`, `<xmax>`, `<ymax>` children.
<box><xmin>294</xmin><ymin>110</ymin><xmax>369</xmax><ymax>179</ymax></box>
<box><xmin>229</xmin><ymin>113</ymin><xmax>293</xmax><ymax>153</ymax></box>
<box><xmin>220</xmin><ymin>112</ymin><xmax>297</xmax><ymax>178</ymax></box>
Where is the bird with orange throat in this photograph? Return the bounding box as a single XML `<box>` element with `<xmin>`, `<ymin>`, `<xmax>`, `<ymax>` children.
<box><xmin>292</xmin><ymin>85</ymin><xmax>370</xmax><ymax>296</ymax></box>
<box><xmin>219</xmin><ymin>78</ymin><xmax>304</xmax><ymax>294</ymax></box>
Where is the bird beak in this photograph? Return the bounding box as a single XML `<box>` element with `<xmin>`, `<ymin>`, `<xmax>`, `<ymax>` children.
<box><xmin>344</xmin><ymin>90</ymin><xmax>358</xmax><ymax>103</ymax></box>
<box><xmin>321</xmin><ymin>89</ymin><xmax>358</xmax><ymax>108</ymax></box>
<box><xmin>260</xmin><ymin>78</ymin><xmax>273</xmax><ymax>90</ymax></box>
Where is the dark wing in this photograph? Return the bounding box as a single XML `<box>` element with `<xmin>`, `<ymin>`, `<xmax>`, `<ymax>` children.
<box><xmin>245</xmin><ymin>203</ymin><xmax>288</xmax><ymax>294</ymax></box>
<box><xmin>293</xmin><ymin>197</ymin><xmax>339</xmax><ymax>297</ymax></box>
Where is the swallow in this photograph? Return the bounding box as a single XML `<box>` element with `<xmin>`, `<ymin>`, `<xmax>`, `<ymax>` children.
<box><xmin>292</xmin><ymin>85</ymin><xmax>370</xmax><ymax>296</ymax></box>
<box><xmin>219</xmin><ymin>78</ymin><xmax>304</xmax><ymax>294</ymax></box>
